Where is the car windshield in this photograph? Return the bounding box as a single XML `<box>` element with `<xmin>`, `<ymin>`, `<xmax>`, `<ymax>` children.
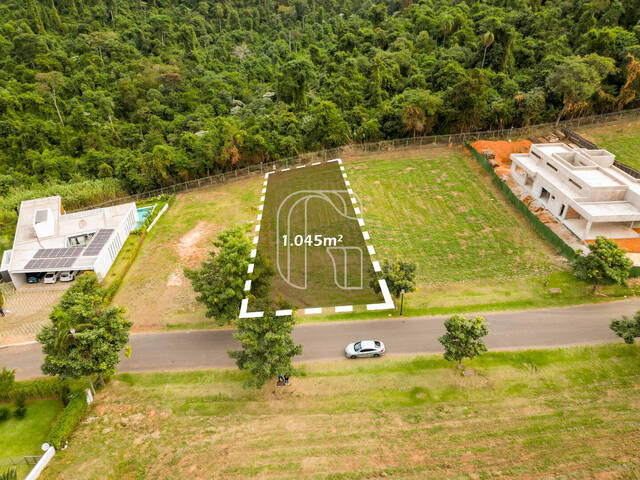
<box><xmin>353</xmin><ymin>342</ymin><xmax>362</xmax><ymax>352</ymax></box>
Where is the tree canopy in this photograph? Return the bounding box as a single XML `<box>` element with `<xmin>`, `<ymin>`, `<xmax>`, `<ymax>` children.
<box><xmin>438</xmin><ymin>314</ymin><xmax>489</xmax><ymax>369</ymax></box>
<box><xmin>36</xmin><ymin>273</ymin><xmax>132</xmax><ymax>390</ymax></box>
<box><xmin>229</xmin><ymin>300</ymin><xmax>303</xmax><ymax>388</ymax></box>
<box><xmin>4</xmin><ymin>0</ymin><xmax>640</xmax><ymax>251</ymax></box>
<box><xmin>573</xmin><ymin>236</ymin><xmax>633</xmax><ymax>292</ymax></box>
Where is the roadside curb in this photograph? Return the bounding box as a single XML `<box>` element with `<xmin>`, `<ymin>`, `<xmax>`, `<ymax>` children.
<box><xmin>0</xmin><ymin>340</ymin><xmax>38</xmax><ymax>349</ymax></box>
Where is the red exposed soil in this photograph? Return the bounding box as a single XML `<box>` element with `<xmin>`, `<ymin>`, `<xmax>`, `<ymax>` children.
<box><xmin>587</xmin><ymin>237</ymin><xmax>640</xmax><ymax>253</ymax></box>
<box><xmin>471</xmin><ymin>140</ymin><xmax>532</xmax><ymax>177</ymax></box>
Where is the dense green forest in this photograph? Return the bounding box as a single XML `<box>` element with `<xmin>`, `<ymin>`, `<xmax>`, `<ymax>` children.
<box><xmin>2</xmin><ymin>0</ymin><xmax>640</xmax><ymax>250</ymax></box>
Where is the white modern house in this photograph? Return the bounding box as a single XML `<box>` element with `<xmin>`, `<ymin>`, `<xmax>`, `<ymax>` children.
<box><xmin>1</xmin><ymin>196</ymin><xmax>137</xmax><ymax>289</ymax></box>
<box><xmin>510</xmin><ymin>144</ymin><xmax>640</xmax><ymax>241</ymax></box>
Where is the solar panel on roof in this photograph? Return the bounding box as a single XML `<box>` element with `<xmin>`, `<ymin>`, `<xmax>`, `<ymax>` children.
<box><xmin>82</xmin><ymin>229</ymin><xmax>114</xmax><ymax>257</ymax></box>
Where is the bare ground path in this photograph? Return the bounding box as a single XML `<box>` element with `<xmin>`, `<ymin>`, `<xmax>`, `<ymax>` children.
<box><xmin>2</xmin><ymin>299</ymin><xmax>637</xmax><ymax>380</ymax></box>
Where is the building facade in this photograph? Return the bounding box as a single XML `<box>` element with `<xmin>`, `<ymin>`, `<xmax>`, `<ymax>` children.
<box><xmin>3</xmin><ymin>196</ymin><xmax>137</xmax><ymax>289</ymax></box>
<box><xmin>510</xmin><ymin>144</ymin><xmax>640</xmax><ymax>241</ymax></box>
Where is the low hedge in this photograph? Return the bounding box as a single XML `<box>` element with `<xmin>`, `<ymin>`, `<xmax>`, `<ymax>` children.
<box><xmin>0</xmin><ymin>377</ymin><xmax>86</xmax><ymax>403</ymax></box>
<box><xmin>0</xmin><ymin>377</ymin><xmax>61</xmax><ymax>402</ymax></box>
<box><xmin>48</xmin><ymin>393</ymin><xmax>88</xmax><ymax>449</ymax></box>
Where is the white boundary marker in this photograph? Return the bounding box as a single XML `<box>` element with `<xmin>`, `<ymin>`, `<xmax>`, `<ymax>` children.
<box><xmin>239</xmin><ymin>159</ymin><xmax>394</xmax><ymax>318</ymax></box>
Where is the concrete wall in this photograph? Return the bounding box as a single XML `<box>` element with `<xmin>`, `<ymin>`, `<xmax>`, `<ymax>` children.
<box><xmin>94</xmin><ymin>205</ymin><xmax>137</xmax><ymax>281</ymax></box>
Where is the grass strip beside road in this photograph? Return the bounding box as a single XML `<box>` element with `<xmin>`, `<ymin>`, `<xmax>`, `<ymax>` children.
<box><xmin>41</xmin><ymin>343</ymin><xmax>640</xmax><ymax>479</ymax></box>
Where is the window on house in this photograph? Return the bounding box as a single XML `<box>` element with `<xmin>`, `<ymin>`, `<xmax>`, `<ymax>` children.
<box><xmin>546</xmin><ymin>162</ymin><xmax>558</xmax><ymax>172</ymax></box>
<box><xmin>540</xmin><ymin>187</ymin><xmax>551</xmax><ymax>202</ymax></box>
<box><xmin>568</xmin><ymin>179</ymin><xmax>583</xmax><ymax>190</ymax></box>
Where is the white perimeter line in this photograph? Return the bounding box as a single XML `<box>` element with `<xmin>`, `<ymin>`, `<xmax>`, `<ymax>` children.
<box><xmin>335</xmin><ymin>305</ymin><xmax>353</xmax><ymax>313</ymax></box>
<box><xmin>240</xmin><ymin>158</ymin><xmax>393</xmax><ymax>317</ymax></box>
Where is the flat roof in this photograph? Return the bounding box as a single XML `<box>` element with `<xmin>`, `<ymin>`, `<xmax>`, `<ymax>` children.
<box><xmin>571</xmin><ymin>169</ymin><xmax>622</xmax><ymax>188</ymax></box>
<box><xmin>535</xmin><ymin>144</ymin><xmax>573</xmax><ymax>155</ymax></box>
<box><xmin>579</xmin><ymin>201</ymin><xmax>640</xmax><ymax>218</ymax></box>
<box><xmin>9</xmin><ymin>196</ymin><xmax>136</xmax><ymax>273</ymax></box>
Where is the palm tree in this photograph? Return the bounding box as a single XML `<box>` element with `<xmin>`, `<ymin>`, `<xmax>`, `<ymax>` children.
<box><xmin>441</xmin><ymin>15</ymin><xmax>453</xmax><ymax>46</ymax></box>
<box><xmin>481</xmin><ymin>31</ymin><xmax>494</xmax><ymax>69</ymax></box>
<box><xmin>401</xmin><ymin>104</ymin><xmax>426</xmax><ymax>138</ymax></box>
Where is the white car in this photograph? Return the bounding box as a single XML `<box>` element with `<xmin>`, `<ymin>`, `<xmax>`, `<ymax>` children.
<box><xmin>59</xmin><ymin>271</ymin><xmax>78</xmax><ymax>282</ymax></box>
<box><xmin>43</xmin><ymin>272</ymin><xmax>59</xmax><ymax>284</ymax></box>
<box><xmin>345</xmin><ymin>340</ymin><xmax>385</xmax><ymax>359</ymax></box>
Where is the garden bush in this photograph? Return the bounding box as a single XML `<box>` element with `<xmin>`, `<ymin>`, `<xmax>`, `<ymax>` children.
<box><xmin>13</xmin><ymin>395</ymin><xmax>26</xmax><ymax>419</ymax></box>
<box><xmin>0</xmin><ymin>468</ymin><xmax>16</xmax><ymax>480</ymax></box>
<box><xmin>0</xmin><ymin>407</ymin><xmax>9</xmax><ymax>422</ymax></box>
<box><xmin>48</xmin><ymin>394</ymin><xmax>88</xmax><ymax>449</ymax></box>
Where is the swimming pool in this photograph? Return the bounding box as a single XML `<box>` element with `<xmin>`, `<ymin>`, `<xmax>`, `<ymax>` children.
<box><xmin>135</xmin><ymin>204</ymin><xmax>157</xmax><ymax>229</ymax></box>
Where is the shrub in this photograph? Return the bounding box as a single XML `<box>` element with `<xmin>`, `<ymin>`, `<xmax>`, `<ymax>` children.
<box><xmin>60</xmin><ymin>384</ymin><xmax>72</xmax><ymax>406</ymax></box>
<box><xmin>13</xmin><ymin>407</ymin><xmax>26</xmax><ymax>419</ymax></box>
<box><xmin>0</xmin><ymin>407</ymin><xmax>10</xmax><ymax>422</ymax></box>
<box><xmin>0</xmin><ymin>368</ymin><xmax>15</xmax><ymax>392</ymax></box>
<box><xmin>48</xmin><ymin>394</ymin><xmax>88</xmax><ymax>449</ymax></box>
<box><xmin>0</xmin><ymin>468</ymin><xmax>17</xmax><ymax>480</ymax></box>
<box><xmin>13</xmin><ymin>395</ymin><xmax>26</xmax><ymax>419</ymax></box>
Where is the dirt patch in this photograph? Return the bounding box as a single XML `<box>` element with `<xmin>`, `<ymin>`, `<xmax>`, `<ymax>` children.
<box><xmin>166</xmin><ymin>268</ymin><xmax>185</xmax><ymax>287</ymax></box>
<box><xmin>471</xmin><ymin>140</ymin><xmax>532</xmax><ymax>166</ymax></box>
<box><xmin>177</xmin><ymin>221</ymin><xmax>210</xmax><ymax>263</ymax></box>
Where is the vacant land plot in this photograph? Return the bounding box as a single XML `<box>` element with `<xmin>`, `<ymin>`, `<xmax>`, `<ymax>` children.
<box><xmin>0</xmin><ymin>399</ymin><xmax>63</xmax><ymax>478</ymax></box>
<box><xmin>41</xmin><ymin>344</ymin><xmax>640</xmax><ymax>479</ymax></box>
<box><xmin>249</xmin><ymin>162</ymin><xmax>383</xmax><ymax>310</ymax></box>
<box><xmin>346</xmin><ymin>147</ymin><xmax>562</xmax><ymax>283</ymax></box>
<box><xmin>112</xmin><ymin>146</ymin><xmax>637</xmax><ymax>328</ymax></box>
<box><xmin>578</xmin><ymin>117</ymin><xmax>640</xmax><ymax>169</ymax></box>
<box><xmin>112</xmin><ymin>176</ymin><xmax>260</xmax><ymax>331</ymax></box>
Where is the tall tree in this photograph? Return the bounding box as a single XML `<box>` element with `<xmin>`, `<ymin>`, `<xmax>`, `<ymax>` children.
<box><xmin>610</xmin><ymin>311</ymin><xmax>640</xmax><ymax>344</ymax></box>
<box><xmin>35</xmin><ymin>71</ymin><xmax>66</xmax><ymax>127</ymax></box>
<box><xmin>481</xmin><ymin>31</ymin><xmax>494</xmax><ymax>69</ymax></box>
<box><xmin>184</xmin><ymin>227</ymin><xmax>272</xmax><ymax>325</ymax></box>
<box><xmin>370</xmin><ymin>258</ymin><xmax>417</xmax><ymax>308</ymax></box>
<box><xmin>36</xmin><ymin>274</ymin><xmax>132</xmax><ymax>392</ymax></box>
<box><xmin>229</xmin><ymin>301</ymin><xmax>302</xmax><ymax>388</ymax></box>
<box><xmin>27</xmin><ymin>0</ymin><xmax>45</xmax><ymax>34</ymax></box>
<box><xmin>438</xmin><ymin>315</ymin><xmax>489</xmax><ymax>369</ymax></box>
<box><xmin>547</xmin><ymin>54</ymin><xmax>616</xmax><ymax>125</ymax></box>
<box><xmin>573</xmin><ymin>236</ymin><xmax>632</xmax><ymax>293</ymax></box>
<box><xmin>277</xmin><ymin>57</ymin><xmax>316</xmax><ymax>110</ymax></box>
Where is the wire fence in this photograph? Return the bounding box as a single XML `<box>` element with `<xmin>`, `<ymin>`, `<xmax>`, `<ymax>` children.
<box><xmin>0</xmin><ymin>455</ymin><xmax>41</xmax><ymax>467</ymax></box>
<box><xmin>70</xmin><ymin>107</ymin><xmax>640</xmax><ymax>212</ymax></box>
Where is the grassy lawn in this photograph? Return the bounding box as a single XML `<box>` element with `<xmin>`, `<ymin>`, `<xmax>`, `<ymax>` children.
<box><xmin>113</xmin><ymin>177</ymin><xmax>260</xmax><ymax>331</ymax></box>
<box><xmin>41</xmin><ymin>344</ymin><xmax>640</xmax><ymax>479</ymax></box>
<box><xmin>578</xmin><ymin>117</ymin><xmax>640</xmax><ymax>170</ymax></box>
<box><xmin>0</xmin><ymin>399</ymin><xmax>63</xmax><ymax>478</ymax></box>
<box><xmin>112</xmin><ymin>146</ymin><xmax>638</xmax><ymax>330</ymax></box>
<box><xmin>252</xmin><ymin>161</ymin><xmax>382</xmax><ymax>310</ymax></box>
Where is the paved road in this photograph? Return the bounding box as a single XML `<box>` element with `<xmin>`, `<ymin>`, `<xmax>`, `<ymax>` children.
<box><xmin>2</xmin><ymin>299</ymin><xmax>638</xmax><ymax>380</ymax></box>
